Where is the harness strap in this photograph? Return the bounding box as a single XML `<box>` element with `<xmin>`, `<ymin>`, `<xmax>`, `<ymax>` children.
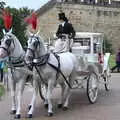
<box><xmin>0</xmin><ymin>46</ymin><xmax>9</xmax><ymax>55</ymax></box>
<box><xmin>47</xmin><ymin>62</ymin><xmax>72</xmax><ymax>89</ymax></box>
<box><xmin>34</xmin><ymin>65</ymin><xmax>47</xmax><ymax>86</ymax></box>
<box><xmin>52</xmin><ymin>52</ymin><xmax>60</xmax><ymax>80</ymax></box>
<box><xmin>8</xmin><ymin>63</ymin><xmax>25</xmax><ymax>67</ymax></box>
<box><xmin>8</xmin><ymin>57</ymin><xmax>26</xmax><ymax>68</ymax></box>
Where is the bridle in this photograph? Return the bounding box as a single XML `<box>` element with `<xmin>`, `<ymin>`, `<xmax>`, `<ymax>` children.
<box><xmin>27</xmin><ymin>35</ymin><xmax>40</xmax><ymax>58</ymax></box>
<box><xmin>0</xmin><ymin>34</ymin><xmax>15</xmax><ymax>56</ymax></box>
<box><xmin>0</xmin><ymin>46</ymin><xmax>10</xmax><ymax>55</ymax></box>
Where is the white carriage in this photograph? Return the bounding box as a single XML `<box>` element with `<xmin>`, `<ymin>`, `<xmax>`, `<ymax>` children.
<box><xmin>23</xmin><ymin>31</ymin><xmax>111</xmax><ymax>117</ymax></box>
<box><xmin>71</xmin><ymin>32</ymin><xmax>111</xmax><ymax>103</ymax></box>
<box><xmin>41</xmin><ymin>32</ymin><xmax>111</xmax><ymax>104</ymax></box>
<box><xmin>40</xmin><ymin>32</ymin><xmax>111</xmax><ymax>104</ymax></box>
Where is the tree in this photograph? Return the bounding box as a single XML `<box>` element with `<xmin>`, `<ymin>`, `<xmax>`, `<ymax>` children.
<box><xmin>103</xmin><ymin>36</ymin><xmax>113</xmax><ymax>54</ymax></box>
<box><xmin>0</xmin><ymin>1</ymin><xmax>6</xmax><ymax>39</ymax></box>
<box><xmin>1</xmin><ymin>7</ymin><xmax>33</xmax><ymax>46</ymax></box>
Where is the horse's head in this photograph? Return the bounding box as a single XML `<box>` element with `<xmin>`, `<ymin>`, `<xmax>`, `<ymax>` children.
<box><xmin>25</xmin><ymin>32</ymin><xmax>45</xmax><ymax>64</ymax></box>
<box><xmin>0</xmin><ymin>29</ymin><xmax>15</xmax><ymax>58</ymax></box>
<box><xmin>0</xmin><ymin>29</ymin><xmax>24</xmax><ymax>59</ymax></box>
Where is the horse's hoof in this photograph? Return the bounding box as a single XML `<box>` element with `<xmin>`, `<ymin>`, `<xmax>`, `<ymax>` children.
<box><xmin>44</xmin><ymin>104</ymin><xmax>48</xmax><ymax>109</ymax></box>
<box><xmin>27</xmin><ymin>114</ymin><xmax>33</xmax><ymax>118</ymax></box>
<box><xmin>10</xmin><ymin>110</ymin><xmax>16</xmax><ymax>114</ymax></box>
<box><xmin>28</xmin><ymin>105</ymin><xmax>32</xmax><ymax>111</ymax></box>
<box><xmin>58</xmin><ymin>104</ymin><xmax>63</xmax><ymax>108</ymax></box>
<box><xmin>48</xmin><ymin>112</ymin><xmax>53</xmax><ymax>117</ymax></box>
<box><xmin>14</xmin><ymin>114</ymin><xmax>21</xmax><ymax>119</ymax></box>
<box><xmin>63</xmin><ymin>107</ymin><xmax>68</xmax><ymax>111</ymax></box>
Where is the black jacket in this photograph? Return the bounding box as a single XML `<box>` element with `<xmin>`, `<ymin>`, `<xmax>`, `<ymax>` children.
<box><xmin>56</xmin><ymin>22</ymin><xmax>75</xmax><ymax>39</ymax></box>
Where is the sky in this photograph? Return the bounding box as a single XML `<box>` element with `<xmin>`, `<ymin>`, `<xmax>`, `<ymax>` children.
<box><xmin>2</xmin><ymin>0</ymin><xmax>49</xmax><ymax>10</ymax></box>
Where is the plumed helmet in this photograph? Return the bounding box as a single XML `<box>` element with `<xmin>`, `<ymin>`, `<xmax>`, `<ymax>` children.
<box><xmin>58</xmin><ymin>12</ymin><xmax>68</xmax><ymax>22</ymax></box>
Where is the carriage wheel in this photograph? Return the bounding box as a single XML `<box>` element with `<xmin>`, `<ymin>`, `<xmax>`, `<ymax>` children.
<box><xmin>87</xmin><ymin>72</ymin><xmax>98</xmax><ymax>104</ymax></box>
<box><xmin>104</xmin><ymin>76</ymin><xmax>110</xmax><ymax>91</ymax></box>
<box><xmin>39</xmin><ymin>83</ymin><xmax>47</xmax><ymax>101</ymax></box>
<box><xmin>104</xmin><ymin>67</ymin><xmax>111</xmax><ymax>91</ymax></box>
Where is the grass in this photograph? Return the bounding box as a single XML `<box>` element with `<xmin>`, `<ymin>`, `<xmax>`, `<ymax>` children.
<box><xmin>0</xmin><ymin>84</ymin><xmax>5</xmax><ymax>99</ymax></box>
<box><xmin>109</xmin><ymin>54</ymin><xmax>116</xmax><ymax>69</ymax></box>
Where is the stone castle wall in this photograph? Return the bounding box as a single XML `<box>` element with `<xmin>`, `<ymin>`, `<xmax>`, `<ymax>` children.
<box><xmin>37</xmin><ymin>2</ymin><xmax>120</xmax><ymax>51</ymax></box>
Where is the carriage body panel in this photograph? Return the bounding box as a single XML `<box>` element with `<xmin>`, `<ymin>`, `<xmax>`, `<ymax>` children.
<box><xmin>72</xmin><ymin>32</ymin><xmax>110</xmax><ymax>74</ymax></box>
<box><xmin>71</xmin><ymin>32</ymin><xmax>111</xmax><ymax>103</ymax></box>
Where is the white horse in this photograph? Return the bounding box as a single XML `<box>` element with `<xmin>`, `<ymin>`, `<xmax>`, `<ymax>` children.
<box><xmin>25</xmin><ymin>32</ymin><xmax>79</xmax><ymax>116</ymax></box>
<box><xmin>0</xmin><ymin>29</ymin><xmax>34</xmax><ymax>119</ymax></box>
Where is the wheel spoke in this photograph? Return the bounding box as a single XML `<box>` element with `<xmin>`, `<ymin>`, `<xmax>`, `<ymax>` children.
<box><xmin>87</xmin><ymin>73</ymin><xmax>98</xmax><ymax>103</ymax></box>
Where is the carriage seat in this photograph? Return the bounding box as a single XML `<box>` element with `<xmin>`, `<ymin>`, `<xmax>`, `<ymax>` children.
<box><xmin>72</xmin><ymin>42</ymin><xmax>90</xmax><ymax>55</ymax></box>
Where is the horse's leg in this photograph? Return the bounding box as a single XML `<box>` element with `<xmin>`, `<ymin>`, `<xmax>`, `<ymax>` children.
<box><xmin>47</xmin><ymin>79</ymin><xmax>54</xmax><ymax>116</ymax></box>
<box><xmin>15</xmin><ymin>79</ymin><xmax>26</xmax><ymax>119</ymax></box>
<box><xmin>63</xmin><ymin>70</ymin><xmax>77</xmax><ymax>110</ymax></box>
<box><xmin>43</xmin><ymin>84</ymin><xmax>48</xmax><ymax>108</ymax></box>
<box><xmin>27</xmin><ymin>78</ymin><xmax>38</xmax><ymax>118</ymax></box>
<box><xmin>58</xmin><ymin>82</ymin><xmax>66</xmax><ymax>108</ymax></box>
<box><xmin>10</xmin><ymin>80</ymin><xmax>16</xmax><ymax>114</ymax></box>
<box><xmin>62</xmin><ymin>85</ymin><xmax>71</xmax><ymax>110</ymax></box>
<box><xmin>62</xmin><ymin>74</ymin><xmax>76</xmax><ymax>110</ymax></box>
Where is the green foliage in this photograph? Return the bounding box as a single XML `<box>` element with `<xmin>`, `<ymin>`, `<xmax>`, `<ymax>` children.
<box><xmin>103</xmin><ymin>36</ymin><xmax>113</xmax><ymax>54</ymax></box>
<box><xmin>0</xmin><ymin>6</ymin><xmax>33</xmax><ymax>47</ymax></box>
<box><xmin>0</xmin><ymin>84</ymin><xmax>5</xmax><ymax>97</ymax></box>
<box><xmin>0</xmin><ymin>1</ymin><xmax>6</xmax><ymax>39</ymax></box>
<box><xmin>109</xmin><ymin>54</ymin><xmax>116</xmax><ymax>69</ymax></box>
<box><xmin>0</xmin><ymin>18</ymin><xmax>4</xmax><ymax>39</ymax></box>
<box><xmin>5</xmin><ymin>7</ymin><xmax>33</xmax><ymax>47</ymax></box>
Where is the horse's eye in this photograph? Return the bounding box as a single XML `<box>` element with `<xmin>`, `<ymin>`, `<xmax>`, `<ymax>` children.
<box><xmin>5</xmin><ymin>39</ymin><xmax>11</xmax><ymax>46</ymax></box>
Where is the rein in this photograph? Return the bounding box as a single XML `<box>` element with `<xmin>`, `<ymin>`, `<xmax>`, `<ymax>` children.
<box><xmin>0</xmin><ymin>37</ymin><xmax>16</xmax><ymax>56</ymax></box>
<box><xmin>47</xmin><ymin>62</ymin><xmax>72</xmax><ymax>89</ymax></box>
<box><xmin>0</xmin><ymin>46</ymin><xmax>10</xmax><ymax>55</ymax></box>
<box><xmin>34</xmin><ymin>65</ymin><xmax>47</xmax><ymax>86</ymax></box>
<box><xmin>27</xmin><ymin>48</ymin><xmax>35</xmax><ymax>57</ymax></box>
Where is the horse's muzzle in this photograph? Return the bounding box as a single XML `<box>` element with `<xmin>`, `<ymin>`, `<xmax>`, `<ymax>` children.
<box><xmin>0</xmin><ymin>48</ymin><xmax>8</xmax><ymax>58</ymax></box>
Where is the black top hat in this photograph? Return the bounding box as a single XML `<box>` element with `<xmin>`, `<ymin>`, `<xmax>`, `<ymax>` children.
<box><xmin>58</xmin><ymin>12</ymin><xmax>68</xmax><ymax>22</ymax></box>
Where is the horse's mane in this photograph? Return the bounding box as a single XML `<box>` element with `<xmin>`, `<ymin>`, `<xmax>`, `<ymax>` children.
<box><xmin>35</xmin><ymin>35</ymin><xmax>46</xmax><ymax>54</ymax></box>
<box><xmin>38</xmin><ymin>35</ymin><xmax>44</xmax><ymax>44</ymax></box>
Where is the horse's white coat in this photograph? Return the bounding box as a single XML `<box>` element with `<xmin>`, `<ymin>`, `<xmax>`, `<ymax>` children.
<box><xmin>25</xmin><ymin>33</ymin><xmax>79</xmax><ymax>115</ymax></box>
<box><xmin>0</xmin><ymin>30</ymin><xmax>33</xmax><ymax>118</ymax></box>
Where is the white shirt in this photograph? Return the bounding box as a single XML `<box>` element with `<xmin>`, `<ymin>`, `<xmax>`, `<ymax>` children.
<box><xmin>59</xmin><ymin>22</ymin><xmax>65</xmax><ymax>27</ymax></box>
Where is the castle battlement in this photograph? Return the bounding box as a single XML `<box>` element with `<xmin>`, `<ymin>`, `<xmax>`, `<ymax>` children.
<box><xmin>56</xmin><ymin>0</ymin><xmax>120</xmax><ymax>8</ymax></box>
<box><xmin>36</xmin><ymin>0</ymin><xmax>120</xmax><ymax>51</ymax></box>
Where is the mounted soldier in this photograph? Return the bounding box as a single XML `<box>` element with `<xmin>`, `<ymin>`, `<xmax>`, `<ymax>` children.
<box><xmin>54</xmin><ymin>12</ymin><xmax>75</xmax><ymax>53</ymax></box>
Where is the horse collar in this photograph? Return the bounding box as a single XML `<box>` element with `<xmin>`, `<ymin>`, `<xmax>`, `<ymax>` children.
<box><xmin>33</xmin><ymin>53</ymin><xmax>50</xmax><ymax>66</ymax></box>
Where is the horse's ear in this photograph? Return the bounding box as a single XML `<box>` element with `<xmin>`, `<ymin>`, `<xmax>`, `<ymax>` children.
<box><xmin>53</xmin><ymin>34</ymin><xmax>57</xmax><ymax>39</ymax></box>
<box><xmin>27</xmin><ymin>31</ymin><xmax>33</xmax><ymax>36</ymax></box>
<box><xmin>2</xmin><ymin>29</ymin><xmax>6</xmax><ymax>35</ymax></box>
<box><xmin>8</xmin><ymin>28</ymin><xmax>12</xmax><ymax>34</ymax></box>
<box><xmin>36</xmin><ymin>30</ymin><xmax>40</xmax><ymax>36</ymax></box>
